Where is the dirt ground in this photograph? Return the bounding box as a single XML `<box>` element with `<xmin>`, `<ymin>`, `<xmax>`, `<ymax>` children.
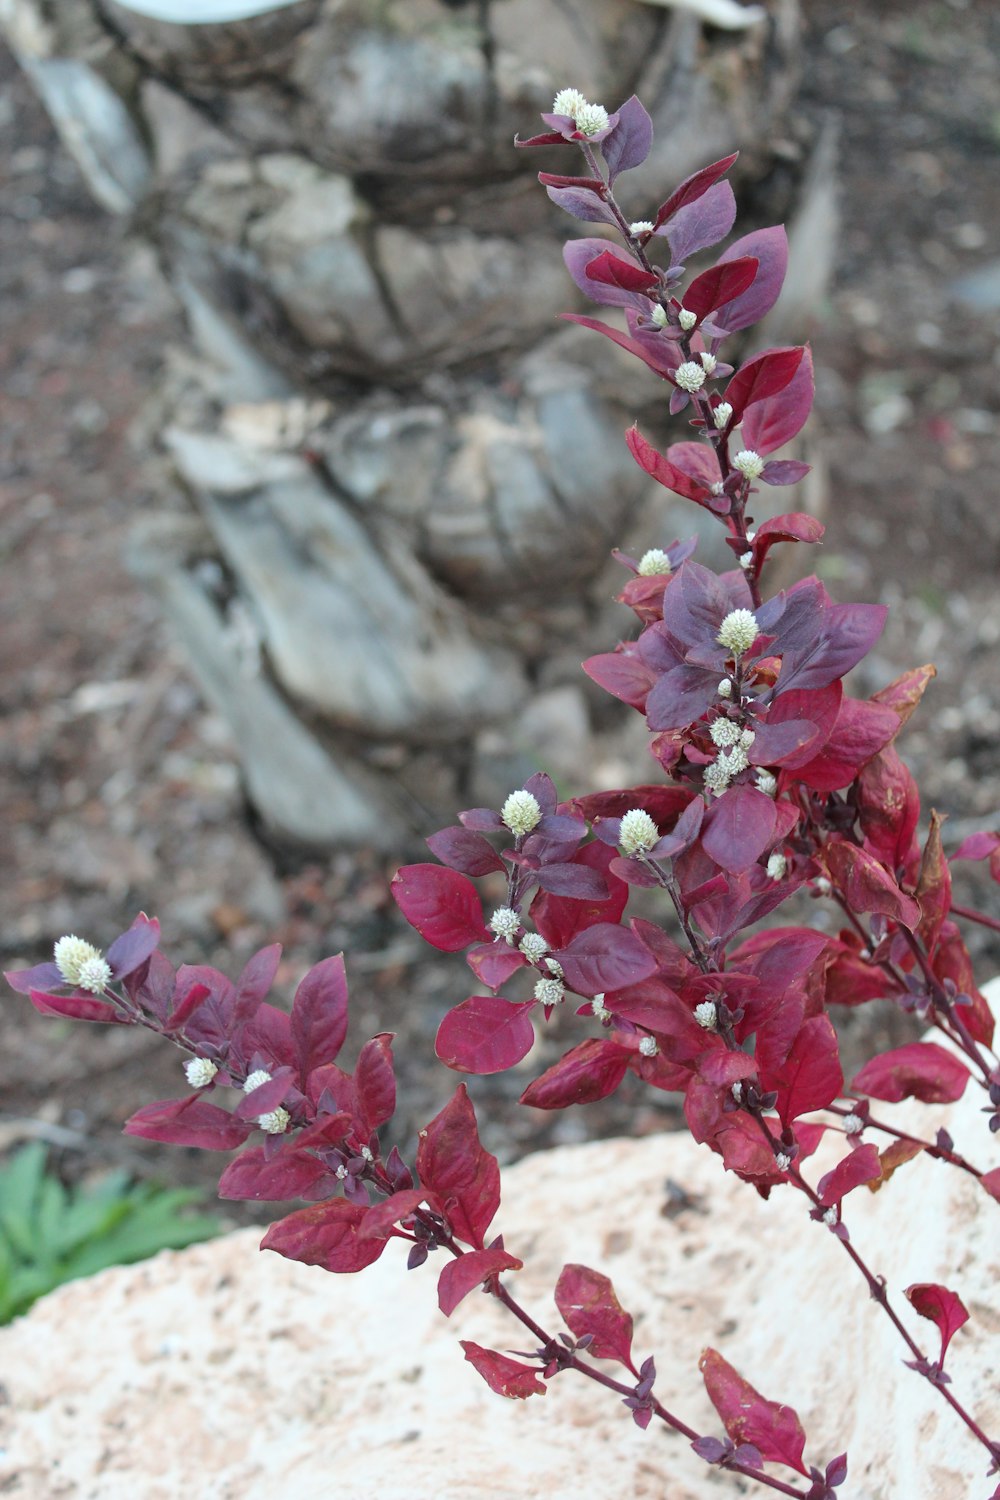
<box><xmin>2</xmin><ymin>1</ymin><xmax>999</xmax><ymax>1223</ymax></box>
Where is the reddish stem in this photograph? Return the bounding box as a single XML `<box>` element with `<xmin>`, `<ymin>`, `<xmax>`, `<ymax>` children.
<box><xmin>950</xmin><ymin>900</ymin><xmax>1000</xmax><ymax>936</ymax></box>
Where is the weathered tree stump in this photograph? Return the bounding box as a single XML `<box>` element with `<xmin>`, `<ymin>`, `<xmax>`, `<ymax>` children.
<box><xmin>3</xmin><ymin>0</ymin><xmax>807</xmax><ymax>847</ymax></box>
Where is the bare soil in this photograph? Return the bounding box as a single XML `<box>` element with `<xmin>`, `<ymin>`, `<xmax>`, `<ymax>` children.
<box><xmin>2</xmin><ymin>2</ymin><xmax>998</xmax><ymax>1224</ymax></box>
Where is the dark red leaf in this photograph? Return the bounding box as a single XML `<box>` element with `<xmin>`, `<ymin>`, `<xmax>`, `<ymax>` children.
<box><xmin>559</xmin><ymin>314</ymin><xmax>681</xmax><ymax>381</ymax></box>
<box><xmin>713</xmin><ymin>225</ymin><xmax>789</xmax><ymax>333</ymax></box>
<box><xmin>582</xmin><ymin>648</ymin><xmax>656</xmax><ymax>709</ymax></box>
<box><xmin>980</xmin><ymin>1168</ymin><xmax>1000</xmax><ymax>1204</ymax></box>
<box><xmin>460</xmin><ymin>1342</ymin><xmax>546</xmax><ymax>1399</ymax></box>
<box><xmin>416</xmin><ymin>1085</ymin><xmax>500</xmax><ymax>1249</ymax></box>
<box><xmin>28</xmin><ymin>988</ymin><xmax>123</xmax><ymax>1024</ymax></box>
<box><xmin>584</xmin><ymin>249</ymin><xmax>659</xmax><ymax>293</ymax></box>
<box><xmin>519</xmin><ymin>1039</ymin><xmax>631</xmax><ymax>1110</ymax></box>
<box><xmin>358</xmin><ymin>1188</ymin><xmax>438</xmax><ymax>1240</ymax></box>
<box><xmin>724</xmin><ymin>346</ymin><xmax>805</xmax><ymax>422</ymax></box>
<box><xmin>124</xmin><ymin>1095</ymin><xmax>252</xmax><ymax>1151</ymax></box>
<box><xmin>826</xmin><ymin>842</ymin><xmax>921</xmax><ymax>930</ymax></box>
<box><xmin>217</xmin><ymin>1147</ymin><xmax>335</xmax><ymax>1202</ymax></box>
<box><xmin>793</xmin><ymin>698</ymin><xmax>900</xmax><ymax>793</ymax></box>
<box><xmin>438</xmin><ymin>1248</ymin><xmax>523</xmax><ymax>1317</ymax></box>
<box><xmin>166</xmin><ymin>982</ymin><xmax>211</xmax><ymax>1031</ymax></box>
<box><xmin>699</xmin><ymin>1348</ymin><xmax>808</xmax><ymax>1474</ymax></box>
<box><xmin>290</xmin><ymin>954</ymin><xmax>349</xmax><ymax>1081</ymax></box>
<box><xmin>702</xmin><ymin>785</ymin><xmax>777</xmax><ymax>875</ymax></box>
<box><xmin>555</xmin><ymin>1264</ymin><xmax>635</xmax><ymax>1367</ymax></box>
<box><xmin>232</xmin><ymin>943</ymin><xmax>282</xmax><ymax>1025</ymax></box>
<box><xmin>465</xmin><ymin>942</ymin><xmax>526</xmax><ymax>992</ymax></box>
<box><xmin>741</xmin><ymin>346</ymin><xmax>814</xmax><ymax>456</ymax></box>
<box><xmin>392</xmin><ymin>864</ymin><xmax>489</xmax><ymax>952</ymax></box>
<box><xmin>766</xmin><ymin>1014</ymin><xmax>843</xmax><ymax>1127</ymax></box>
<box><xmin>905</xmin><ymin>1283</ymin><xmax>970</xmax><ymax>1365</ymax></box>
<box><xmin>683</xmin><ymin>257</ymin><xmax>758</xmax><ymax>319</ymax></box>
<box><xmin>654</xmin><ymin>153</ymin><xmax>739</xmax><ymax>231</ymax></box>
<box><xmin>555</xmin><ymin>922</ymin><xmax>657</xmax><ymax>996</ymax></box>
<box><xmin>535</xmin><ymin>862</ymin><xmax>610</xmax><ymax>899</ymax></box>
<box><xmin>261</xmin><ymin>1198</ymin><xmax>389</xmax><ymax>1273</ymax></box>
<box><xmin>435</xmin><ymin>996</ymin><xmax>536</xmax><ymax>1075</ymax></box>
<box><xmin>531</xmin><ymin>840</ymin><xmax>628</xmax><ymax>949</ymax></box>
<box><xmin>851</xmin><ymin>1042</ymin><xmax>971</xmax><ymax>1104</ymax></box>
<box><xmin>626</xmin><ymin>425</ymin><xmax>714</xmax><ymax>503</ymax></box>
<box><xmin>354</xmin><ymin>1033</ymin><xmax>396</xmax><ymax>1132</ymax></box>
<box><xmin>817</xmin><ymin>1143</ymin><xmax>882</xmax><ymax>1206</ymax></box>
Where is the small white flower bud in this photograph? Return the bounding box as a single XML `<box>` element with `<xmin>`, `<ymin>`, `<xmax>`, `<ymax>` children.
<box><xmin>717</xmin><ymin>608</ymin><xmax>759</xmax><ymax>658</ymax></box>
<box><xmin>712</xmin><ymin>402</ymin><xmax>733</xmax><ymax>429</ymax></box>
<box><xmin>843</xmin><ymin>1112</ymin><xmax>865</xmax><ymax>1136</ymax></box>
<box><xmin>739</xmin><ymin>551</ymin><xmax>753</xmax><ymax>570</ymax></box>
<box><xmin>767</xmin><ymin>852</ymin><xmax>788</xmax><ymax>882</ymax></box>
<box><xmin>755</xmin><ymin>770</ymin><xmax>777</xmax><ymax>797</ymax></box>
<box><xmin>519</xmin><ymin>932</ymin><xmax>549</xmax><ymax>963</ymax></box>
<box><xmin>552</xmin><ymin>88</ymin><xmax>588</xmax><ymax>118</ymax></box>
<box><xmin>677</xmin><ymin>307</ymin><xmax>697</xmax><ymax>332</ymax></box>
<box><xmin>258</xmin><ymin>1107</ymin><xmax>290</xmax><ymax>1135</ymax></box>
<box><xmin>243</xmin><ymin>1068</ymin><xmax>272</xmax><ymax>1095</ymax></box>
<box><xmin>739</xmin><ymin>728</ymin><xmax>756</xmax><ymax>749</ymax></box>
<box><xmin>619</xmin><ymin>808</ymin><xmax>659</xmax><ymax>856</ymax></box>
<box><xmin>591</xmin><ymin>994</ymin><xmax>612</xmax><ymax>1023</ymax></box>
<box><xmin>534</xmin><ymin>976</ymin><xmax>565</xmax><ymax>1006</ymax></box>
<box><xmin>823</xmin><ymin>1206</ymin><xmax>838</xmax><ymax>1227</ymax></box>
<box><xmin>335</xmin><ymin>1164</ymin><xmax>349</xmax><ymax>1180</ymax></box>
<box><xmin>650</xmin><ymin>304</ymin><xmax>669</xmax><ymax>328</ymax></box>
<box><xmin>710</xmin><ymin>481</ymin><xmax>725</xmax><ymax>497</ymax></box>
<box><xmin>733</xmin><ymin>449</ymin><xmax>765</xmax><ymax>480</ymax></box>
<box><xmin>574</xmin><ymin>102</ymin><xmax>610</xmax><ymax>136</ymax></box>
<box><xmin>815</xmin><ymin>877</ymin><xmax>832</xmax><ymax>896</ymax></box>
<box><xmin>544</xmin><ymin>957</ymin><xmax>564</xmax><ymax>979</ymax></box>
<box><xmin>699</xmin><ymin>352</ymin><xmax>717</xmax><ymax>375</ymax></box>
<box><xmin>54</xmin><ymin>935</ymin><xmax>105</xmax><ymax>987</ymax></box>
<box><xmin>360</xmin><ymin>1145</ymin><xmax>374</xmax><ymax>1163</ymax></box>
<box><xmin>76</xmin><ymin>956</ymin><xmax>113</xmax><ymax>994</ymax></box>
<box><xmin>674</xmin><ymin>361</ymin><xmax>707</xmax><ymax>393</ymax></box>
<box><xmin>717</xmin><ymin>678</ymin><xmax>733</xmax><ymax>698</ymax></box>
<box><xmin>638</xmin><ymin>1036</ymin><xmax>658</xmax><ymax>1057</ymax></box>
<box><xmin>694</xmin><ymin>1001</ymin><xmax>718</xmax><ymax>1030</ymax></box>
<box><xmin>775</xmin><ymin>1152</ymin><xmax>791</xmax><ymax>1172</ymax></box>
<box><xmin>184</xmin><ymin>1057</ymin><xmax>218</xmax><ymax>1089</ymax></box>
<box><xmin>637</xmin><ymin>548</ymin><xmax>672</xmax><ymax>576</ymax></box>
<box><xmin>630</xmin><ymin>220</ymin><xmax>654</xmax><ymax>236</ymax></box>
<box><xmin>489</xmin><ymin>906</ymin><xmax>521</xmax><ymax>943</ymax></box>
<box><xmin>501</xmin><ymin>789</ymin><xmax>542</xmax><ymax>837</ymax></box>
<box><xmin>746</xmin><ymin>530</ymin><xmax>757</xmax><ymax>542</ymax></box>
<box><xmin>731</xmin><ymin>1082</ymin><xmax>743</xmax><ymax>1103</ymax></box>
<box><xmin>710</xmin><ymin>717</ymin><xmax>741</xmax><ymax>748</ymax></box>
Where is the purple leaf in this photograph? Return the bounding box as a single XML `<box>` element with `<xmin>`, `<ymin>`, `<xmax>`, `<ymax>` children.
<box><xmin>741</xmin><ymin>346</ymin><xmax>814</xmax><ymax>456</ymax></box>
<box><xmin>601</xmin><ymin>95</ymin><xmax>654</xmax><ymax>183</ymax></box>
<box><xmin>564</xmin><ymin>241</ymin><xmax>654</xmax><ymax>309</ymax></box>
<box><xmin>713</xmin><ymin>225</ymin><xmax>789</xmax><ymax>333</ymax></box>
<box><xmin>535</xmin><ymin>862</ymin><xmax>609</xmax><ymax>900</ymax></box>
<box><xmin>124</xmin><ymin>1095</ymin><xmax>252</xmax><ymax>1151</ymax></box>
<box><xmin>555</xmin><ymin>923</ymin><xmax>657</xmax><ymax>996</ymax></box>
<box><xmin>426</xmin><ymin>826</ymin><xmax>506</xmax><ymax>877</ymax></box>
<box><xmin>232</xmin><ymin>944</ymin><xmax>282</xmax><ymax>1026</ymax></box>
<box><xmin>218</xmin><ymin>1147</ymin><xmax>335</xmax><ymax>1202</ymax></box>
<box><xmin>354</xmin><ymin>1033</ymin><xmax>396</xmax><ymax>1132</ymax></box>
<box><xmin>106</xmin><ymin>914</ymin><xmax>161</xmax><ymax>980</ymax></box>
<box><xmin>543</xmin><ymin>183</ymin><xmax>620</xmax><ymax>227</ymax></box>
<box><xmin>701</xmin><ymin>785</ymin><xmax>777</xmax><ymax>875</ymax></box>
<box><xmin>664</xmin><ymin>180</ymin><xmax>736</xmax><ymax>263</ymax></box>
<box><xmin>28</xmin><ymin>988</ymin><xmax>123</xmax><ymax>1024</ymax></box>
<box><xmin>560</xmin><ymin>313</ymin><xmax>681</xmax><ymax>380</ymax></box>
<box><xmin>759</xmin><ymin>459</ymin><xmax>812</xmax><ymax>486</ymax></box>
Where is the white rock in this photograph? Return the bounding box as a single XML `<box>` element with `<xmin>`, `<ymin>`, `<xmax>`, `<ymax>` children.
<box><xmin>1</xmin><ymin>997</ymin><xmax>998</xmax><ymax>1498</ymax></box>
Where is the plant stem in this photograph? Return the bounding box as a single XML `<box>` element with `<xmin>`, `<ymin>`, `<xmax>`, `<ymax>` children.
<box><xmin>950</xmin><ymin>900</ymin><xmax>1000</xmax><ymax>936</ymax></box>
<box><xmin>825</xmin><ymin>1102</ymin><xmax>984</xmax><ymax>1180</ymax></box>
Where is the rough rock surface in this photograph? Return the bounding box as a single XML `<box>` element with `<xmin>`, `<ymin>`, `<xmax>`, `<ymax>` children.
<box><xmin>1</xmin><ymin>1003</ymin><xmax>998</xmax><ymax>1500</ymax></box>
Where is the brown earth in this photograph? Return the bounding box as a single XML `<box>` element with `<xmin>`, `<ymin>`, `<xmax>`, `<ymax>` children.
<box><xmin>1</xmin><ymin>1</ymin><xmax>999</xmax><ymax>1225</ymax></box>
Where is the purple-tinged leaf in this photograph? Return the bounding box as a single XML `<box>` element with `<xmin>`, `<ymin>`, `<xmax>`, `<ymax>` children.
<box><xmin>416</xmin><ymin>1085</ymin><xmax>500</xmax><ymax>1249</ymax></box>
<box><xmin>654</xmin><ymin>153</ymin><xmax>739</xmax><ymax>232</ymax></box>
<box><xmin>124</xmin><ymin>1095</ymin><xmax>252</xmax><ymax>1151</ymax></box>
<box><xmin>759</xmin><ymin>460</ymin><xmax>812</xmax><ymax>486</ymax></box>
<box><xmin>817</xmin><ymin>1143</ymin><xmax>883</xmax><ymax>1207</ymax></box>
<box><xmin>741</xmin><ymin>346</ymin><xmax>814</xmax><ymax>455</ymax></box>
<box><xmin>461</xmin><ymin>1342</ymin><xmax>546</xmax><ymax>1399</ymax></box>
<box><xmin>752</xmin><ymin>512</ymin><xmax>824</xmax><ymax>560</ymax></box>
<box><xmin>544</xmin><ymin>183</ymin><xmax>620</xmax><ymax>227</ymax></box>
<box><xmin>826</xmin><ymin>843</ymin><xmax>920</xmax><ymax>930</ymax></box>
<box><xmin>779</xmin><ymin>601</ymin><xmax>889</xmax><ymax>697</ymax></box>
<box><xmin>683</xmin><ymin>257</ymin><xmax>759</xmax><ymax>320</ymax></box>
<box><xmin>724</xmin><ymin>346</ymin><xmax>805</xmax><ymax>421</ymax></box>
<box><xmin>696</xmin><ymin>1048</ymin><xmax>759</xmax><ymax>1089</ymax></box>
<box><xmin>851</xmin><ymin>1042</ymin><xmax>971</xmax><ymax>1104</ymax></box>
<box><xmin>531</xmin><ymin>841</ymin><xmax>629</xmax><ymax>949</ymax></box>
<box><xmin>106</xmin><ymin>914</ymin><xmax>161</xmax><ymax>980</ymax></box>
<box><xmin>713</xmin><ymin>225</ymin><xmax>789</xmax><ymax>333</ymax></box>
<box><xmin>355</xmin><ymin>1033</ymin><xmax>396</xmax><ymax>1132</ymax></box>
<box><xmin>466</xmin><ymin>942</ymin><xmax>526</xmax><ymax>992</ymax></box>
<box><xmin>564</xmin><ymin>242</ymin><xmax>654</xmax><ymax>308</ymax></box>
<box><xmin>290</xmin><ymin>954</ymin><xmax>349</xmax><ymax>1081</ymax></box>
<box><xmin>436</xmin><ymin>996</ymin><xmax>536</xmax><ymax>1075</ymax></box>
<box><xmin>392</xmin><ymin>864</ymin><xmax>489</xmax><ymax>952</ymax></box>
<box><xmin>460</xmin><ymin>807</ymin><xmax>504</xmax><ymax>831</ymax></box>
<box><xmin>535</xmin><ymin>862</ymin><xmax>609</xmax><ymax>900</ymax></box>
<box><xmin>951</xmin><ymin>830</ymin><xmax>1000</xmax><ymax>863</ymax></box>
<box><xmin>555</xmin><ymin>1263</ymin><xmax>635</xmax><ymax>1367</ymax></box>
<box><xmin>232</xmin><ymin>943</ymin><xmax>281</xmax><ymax>1023</ymax></box>
<box><xmin>702</xmin><ymin>785</ymin><xmax>777</xmax><ymax>875</ymax></box>
<box><xmin>560</xmin><ymin>314</ymin><xmax>681</xmax><ymax>380</ymax></box>
<box><xmin>167</xmin><ymin>981</ymin><xmax>211</xmax><ymax>1031</ymax></box>
<box><xmin>426</xmin><ymin>826</ymin><xmax>506</xmax><ymax>877</ymax></box>
<box><xmin>28</xmin><ymin>988</ymin><xmax>123</xmax><ymax>1024</ymax></box>
<box><xmin>514</xmin><ymin>129</ymin><xmax>570</xmax><ymax>149</ymax></box>
<box><xmin>664</xmin><ymin>180</ymin><xmax>736</xmax><ymax>263</ymax></box>
<box><xmin>555</xmin><ymin>923</ymin><xmax>657</xmax><ymax>996</ymax></box>
<box><xmin>793</xmin><ymin>698</ymin><xmax>899</xmax><ymax>794</ymax></box>
<box><xmin>601</xmin><ymin>95</ymin><xmax>654</xmax><ymax>183</ymax></box>
<box><xmin>234</xmin><ymin>1069</ymin><xmax>293</xmax><ymax>1120</ymax></box>
<box><xmin>262</xmin><ymin>1198</ymin><xmax>388</xmax><ymax>1273</ymax></box>
<box><xmin>4</xmin><ymin>961</ymin><xmax>64</xmax><ymax>996</ymax></box>
<box><xmin>217</xmin><ymin>1147</ymin><xmax>335</xmax><ymax>1202</ymax></box>
<box><xmin>582</xmin><ymin>648</ymin><xmax>655</xmax><ymax>709</ymax></box>
<box><xmin>979</xmin><ymin>1167</ymin><xmax>1000</xmax><ymax>1203</ymax></box>
<box><xmin>438</xmin><ymin>1248</ymin><xmax>523</xmax><ymax>1317</ymax></box>
<box><xmin>699</xmin><ymin>1348</ymin><xmax>808</xmax><ymax>1475</ymax></box>
<box><xmin>520</xmin><ymin>1039</ymin><xmax>631</xmax><ymax>1109</ymax></box>
<box><xmin>626</xmin><ymin>425</ymin><xmax>714</xmax><ymax>503</ymax></box>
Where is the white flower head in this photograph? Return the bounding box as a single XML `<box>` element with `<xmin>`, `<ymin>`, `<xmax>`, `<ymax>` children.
<box><xmin>650</xmin><ymin>304</ymin><xmax>669</xmax><ymax>329</ymax></box>
<box><xmin>733</xmin><ymin>449</ymin><xmax>765</xmax><ymax>480</ymax></box>
<box><xmin>775</xmin><ymin>1152</ymin><xmax>791</xmax><ymax>1172</ymax></box>
<box><xmin>815</xmin><ymin>876</ymin><xmax>832</xmax><ymax>896</ymax></box>
<box><xmin>76</xmin><ymin>956</ymin><xmax>113</xmax><ymax>994</ymax></box>
<box><xmin>699</xmin><ymin>352</ymin><xmax>717</xmax><ymax>375</ymax></box>
<box><xmin>489</xmin><ymin>906</ymin><xmax>521</xmax><ymax>943</ymax></box>
<box><xmin>843</xmin><ymin>1112</ymin><xmax>865</xmax><ymax>1136</ymax></box>
<box><xmin>519</xmin><ymin>932</ymin><xmax>549</xmax><ymax>963</ymax></box>
<box><xmin>731</xmin><ymin>1082</ymin><xmax>744</xmax><ymax>1103</ymax></box>
<box><xmin>638</xmin><ymin>1036</ymin><xmax>658</xmax><ymax>1057</ymax></box>
<box><xmin>184</xmin><ymin>1057</ymin><xmax>218</xmax><ymax>1089</ymax></box>
<box><xmin>739</xmin><ymin>728</ymin><xmax>756</xmax><ymax>749</ymax></box>
<box><xmin>544</xmin><ymin>957</ymin><xmax>564</xmax><ymax>979</ymax></box>
<box><xmin>54</xmin><ymin>935</ymin><xmax>104</xmax><ymax>987</ymax></box>
<box><xmin>767</xmin><ymin>852</ymin><xmax>788</xmax><ymax>882</ymax></box>
<box><xmin>694</xmin><ymin>1001</ymin><xmax>718</xmax><ymax>1030</ymax></box>
<box><xmin>637</xmin><ymin>548</ymin><xmax>672</xmax><ymax>577</ymax></box>
<box><xmin>677</xmin><ymin>307</ymin><xmax>697</xmax><ymax>332</ymax></box>
<box><xmin>704</xmin><ymin>759</ymin><xmax>733</xmax><ymax>797</ymax></box>
<box><xmin>335</xmin><ymin>1163</ymin><xmax>349</xmax><ymax>1180</ymax></box>
<box><xmin>501</xmin><ymin>789</ymin><xmax>542</xmax><ymax>838</ymax></box>
<box><xmin>739</xmin><ymin>551</ymin><xmax>754</xmax><ymax>570</ymax></box>
<box><xmin>574</xmin><ymin>102</ymin><xmax>610</xmax><ymax>136</ymax></box>
<box><xmin>717</xmin><ymin>608</ymin><xmax>758</xmax><ymax>658</ymax></box>
<box><xmin>755</xmin><ymin>770</ymin><xmax>777</xmax><ymax>797</ymax></box>
<box><xmin>591</xmin><ymin>994</ymin><xmax>612</xmax><ymax>1023</ymax></box>
<box><xmin>360</xmin><ymin>1145</ymin><xmax>374</xmax><ymax>1163</ymax></box>
<box><xmin>710</xmin><ymin>717</ymin><xmax>741</xmax><ymax>748</ymax></box>
<box><xmin>717</xmin><ymin>677</ymin><xmax>733</xmax><ymax>699</ymax></box>
<box><xmin>713</xmin><ymin>402</ymin><xmax>733</xmax><ymax>430</ymax></box>
<box><xmin>258</xmin><ymin>1106</ymin><xmax>290</xmax><ymax>1135</ymax></box>
<box><xmin>552</xmin><ymin>88</ymin><xmax>588</xmax><ymax>118</ymax></box>
<box><xmin>243</xmin><ymin>1068</ymin><xmax>272</xmax><ymax>1095</ymax></box>
<box><xmin>823</xmin><ymin>1205</ymin><xmax>838</xmax><ymax>1227</ymax></box>
<box><xmin>723</xmin><ymin>744</ymin><xmax>750</xmax><ymax>777</ymax></box>
<box><xmin>630</xmin><ymin>220</ymin><xmax>654</xmax><ymax>236</ymax></box>
<box><xmin>674</xmin><ymin>361</ymin><xmax>707</xmax><ymax>393</ymax></box>
<box><xmin>619</xmin><ymin>808</ymin><xmax>659</xmax><ymax>856</ymax></box>
<box><xmin>534</xmin><ymin>976</ymin><xmax>565</xmax><ymax>1006</ymax></box>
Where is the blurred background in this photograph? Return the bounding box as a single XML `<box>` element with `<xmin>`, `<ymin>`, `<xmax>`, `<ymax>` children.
<box><xmin>1</xmin><ymin>0</ymin><xmax>999</xmax><ymax>1232</ymax></box>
